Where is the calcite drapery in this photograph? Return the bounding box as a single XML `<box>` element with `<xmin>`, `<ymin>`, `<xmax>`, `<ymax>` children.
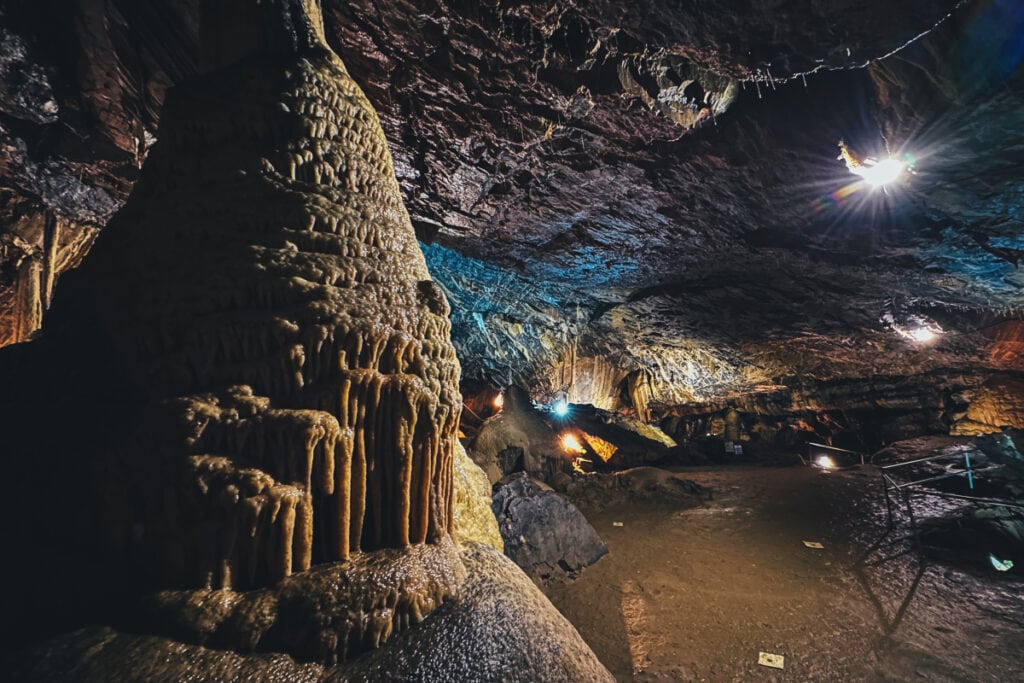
<box><xmin>27</xmin><ymin>0</ymin><xmax>465</xmax><ymax>660</ymax></box>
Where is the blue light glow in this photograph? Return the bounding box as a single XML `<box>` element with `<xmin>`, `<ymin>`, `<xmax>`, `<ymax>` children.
<box><xmin>553</xmin><ymin>401</ymin><xmax>569</xmax><ymax>417</ymax></box>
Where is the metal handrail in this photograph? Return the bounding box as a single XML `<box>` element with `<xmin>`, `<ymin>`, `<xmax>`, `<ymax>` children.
<box><xmin>880</xmin><ymin>446</ymin><xmax>1024</xmax><ymax>542</ymax></box>
<box><xmin>805</xmin><ymin>442</ymin><xmax>866</xmax><ymax>467</ymax></box>
<box><xmin>883</xmin><ymin>484</ymin><xmax>1024</xmax><ymax>509</ymax></box>
<box><xmin>881</xmin><ymin>449</ymin><xmax>975</xmax><ymax>490</ymax></box>
<box><xmin>880</xmin><ymin>450</ymin><xmax>971</xmax><ymax>470</ymax></box>
<box><xmin>807</xmin><ymin>442</ymin><xmax>862</xmax><ymax>455</ymax></box>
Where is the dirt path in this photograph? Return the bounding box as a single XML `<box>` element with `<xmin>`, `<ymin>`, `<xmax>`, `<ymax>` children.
<box><xmin>546</xmin><ymin>466</ymin><xmax>1024</xmax><ymax>681</ymax></box>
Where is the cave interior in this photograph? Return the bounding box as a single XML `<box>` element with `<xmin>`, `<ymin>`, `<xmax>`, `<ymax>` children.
<box><xmin>1</xmin><ymin>0</ymin><xmax>1023</xmax><ymax>681</ymax></box>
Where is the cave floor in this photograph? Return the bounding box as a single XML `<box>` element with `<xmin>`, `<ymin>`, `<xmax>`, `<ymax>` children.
<box><xmin>546</xmin><ymin>464</ymin><xmax>1024</xmax><ymax>682</ymax></box>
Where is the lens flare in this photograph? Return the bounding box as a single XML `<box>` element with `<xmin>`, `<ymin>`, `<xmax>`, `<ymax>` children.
<box><xmin>835</xmin><ymin>140</ymin><xmax>913</xmax><ymax>196</ymax></box>
<box><xmin>856</xmin><ymin>158</ymin><xmax>906</xmax><ymax>187</ymax></box>
<box><xmin>907</xmin><ymin>327</ymin><xmax>937</xmax><ymax>343</ymax></box>
<box><xmin>815</xmin><ymin>455</ymin><xmax>836</xmax><ymax>470</ymax></box>
<box><xmin>553</xmin><ymin>400</ymin><xmax>569</xmax><ymax>417</ymax></box>
<box><xmin>893</xmin><ymin>322</ymin><xmax>943</xmax><ymax>344</ymax></box>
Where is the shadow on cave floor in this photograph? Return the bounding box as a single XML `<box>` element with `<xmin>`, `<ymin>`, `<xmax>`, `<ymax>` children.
<box><xmin>545</xmin><ymin>464</ymin><xmax>1024</xmax><ymax>682</ymax></box>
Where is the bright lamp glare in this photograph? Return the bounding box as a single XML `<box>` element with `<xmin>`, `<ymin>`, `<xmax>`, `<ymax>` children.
<box><xmin>553</xmin><ymin>400</ymin><xmax>569</xmax><ymax>417</ymax></box>
<box><xmin>893</xmin><ymin>321</ymin><xmax>943</xmax><ymax>344</ymax></box>
<box><xmin>561</xmin><ymin>433</ymin><xmax>585</xmax><ymax>454</ymax></box>
<box><xmin>815</xmin><ymin>455</ymin><xmax>836</xmax><ymax>470</ymax></box>
<box><xmin>856</xmin><ymin>158</ymin><xmax>905</xmax><ymax>187</ymax></box>
<box><xmin>907</xmin><ymin>327</ymin><xmax>936</xmax><ymax>343</ymax></box>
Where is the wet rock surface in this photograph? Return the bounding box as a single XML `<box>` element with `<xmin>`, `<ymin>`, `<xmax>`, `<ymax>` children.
<box><xmin>452</xmin><ymin>441</ymin><xmax>504</xmax><ymax>551</ymax></box>
<box><xmin>492</xmin><ymin>473</ymin><xmax>609</xmax><ymax>583</ymax></box>
<box><xmin>5</xmin><ymin>544</ymin><xmax>614</xmax><ymax>683</ymax></box>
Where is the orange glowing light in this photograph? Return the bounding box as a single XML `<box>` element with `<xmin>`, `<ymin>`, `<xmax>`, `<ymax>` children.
<box><xmin>493</xmin><ymin>392</ymin><xmax>504</xmax><ymax>409</ymax></box>
<box><xmin>560</xmin><ymin>432</ymin><xmax>586</xmax><ymax>455</ymax></box>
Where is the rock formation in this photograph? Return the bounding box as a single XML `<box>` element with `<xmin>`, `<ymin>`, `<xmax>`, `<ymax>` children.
<box><xmin>7</xmin><ymin>545</ymin><xmax>615</xmax><ymax>683</ymax></box>
<box><xmin>951</xmin><ymin>377</ymin><xmax>1024</xmax><ymax>435</ymax></box>
<box><xmin>1</xmin><ymin>1</ymin><xmax>618</xmax><ymax>678</ymax></box>
<box><xmin>492</xmin><ymin>473</ymin><xmax>608</xmax><ymax>583</ymax></box>
<box><xmin>3</xmin><ymin>0</ymin><xmax>468</xmax><ymax>665</ymax></box>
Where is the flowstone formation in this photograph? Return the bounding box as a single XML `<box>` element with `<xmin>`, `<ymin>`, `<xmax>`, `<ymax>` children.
<box><xmin>7</xmin><ymin>0</ymin><xmax>468</xmax><ymax>664</ymax></box>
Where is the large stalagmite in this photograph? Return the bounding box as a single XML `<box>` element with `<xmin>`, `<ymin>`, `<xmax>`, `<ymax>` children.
<box><xmin>2</xmin><ymin>0</ymin><xmax>467</xmax><ymax>664</ymax></box>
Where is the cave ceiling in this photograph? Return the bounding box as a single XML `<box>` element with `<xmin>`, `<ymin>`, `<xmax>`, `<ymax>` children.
<box><xmin>1</xmin><ymin>0</ymin><xmax>1023</xmax><ymax>408</ymax></box>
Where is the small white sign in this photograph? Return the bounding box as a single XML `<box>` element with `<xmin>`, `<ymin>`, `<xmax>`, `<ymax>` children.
<box><xmin>612</xmin><ymin>521</ymin><xmax>624</xmax><ymax>527</ymax></box>
<box><xmin>758</xmin><ymin>652</ymin><xmax>785</xmax><ymax>669</ymax></box>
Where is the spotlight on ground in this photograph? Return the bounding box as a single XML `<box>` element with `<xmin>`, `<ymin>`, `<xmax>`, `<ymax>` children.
<box><xmin>815</xmin><ymin>455</ymin><xmax>836</xmax><ymax>470</ymax></box>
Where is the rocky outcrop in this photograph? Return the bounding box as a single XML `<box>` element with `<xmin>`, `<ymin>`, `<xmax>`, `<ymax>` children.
<box><xmin>565</xmin><ymin>403</ymin><xmax>678</xmax><ymax>470</ymax></box>
<box><xmin>654</xmin><ymin>371</ymin><xmax>1024</xmax><ymax>452</ymax></box>
<box><xmin>952</xmin><ymin>377</ymin><xmax>1024</xmax><ymax>435</ymax></box>
<box><xmin>468</xmin><ymin>386</ymin><xmax>567</xmax><ymax>483</ymax></box>
<box><xmin>453</xmin><ymin>441</ymin><xmax>503</xmax><ymax>551</ymax></box>
<box><xmin>492</xmin><ymin>473</ymin><xmax>608</xmax><ymax>583</ymax></box>
<box><xmin>5</xmin><ymin>544</ymin><xmax>614</xmax><ymax>683</ymax></box>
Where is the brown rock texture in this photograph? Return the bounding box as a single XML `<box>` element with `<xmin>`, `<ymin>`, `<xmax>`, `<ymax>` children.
<box><xmin>952</xmin><ymin>377</ymin><xmax>1024</xmax><ymax>434</ymax></box>
<box><xmin>1</xmin><ymin>0</ymin><xmax>469</xmax><ymax>664</ymax></box>
<box><xmin>2</xmin><ymin>3</ymin><xmax>1024</xmax><ymax>458</ymax></box>
<box><xmin>452</xmin><ymin>440</ymin><xmax>504</xmax><ymax>551</ymax></box>
<box><xmin>5</xmin><ymin>544</ymin><xmax>614</xmax><ymax>683</ymax></box>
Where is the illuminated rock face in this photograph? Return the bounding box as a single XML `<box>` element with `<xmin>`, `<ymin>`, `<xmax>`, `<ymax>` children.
<box><xmin>36</xmin><ymin>0</ymin><xmax>464</xmax><ymax>661</ymax></box>
<box><xmin>3</xmin><ymin>0</ymin><xmax>1024</xmax><ymax>419</ymax></box>
<box><xmin>952</xmin><ymin>377</ymin><xmax>1024</xmax><ymax>435</ymax></box>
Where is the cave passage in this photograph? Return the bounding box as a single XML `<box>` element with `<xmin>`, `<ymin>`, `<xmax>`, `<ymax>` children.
<box><xmin>2</xmin><ymin>0</ymin><xmax>1024</xmax><ymax>681</ymax></box>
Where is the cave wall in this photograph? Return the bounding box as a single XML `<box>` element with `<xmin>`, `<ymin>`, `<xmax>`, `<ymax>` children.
<box><xmin>1</xmin><ymin>0</ymin><xmax>1023</xmax><ymax>422</ymax></box>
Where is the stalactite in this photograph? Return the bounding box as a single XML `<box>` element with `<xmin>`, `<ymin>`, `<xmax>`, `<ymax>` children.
<box><xmin>42</xmin><ymin>213</ymin><xmax>59</xmax><ymax>308</ymax></box>
<box><xmin>14</xmin><ymin>256</ymin><xmax>42</xmax><ymax>341</ymax></box>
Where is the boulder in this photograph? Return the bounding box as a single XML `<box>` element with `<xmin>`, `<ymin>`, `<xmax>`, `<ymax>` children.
<box><xmin>567</xmin><ymin>404</ymin><xmax>677</xmax><ymax>470</ymax></box>
<box><xmin>974</xmin><ymin>432</ymin><xmax>1023</xmax><ymax>463</ymax></box>
<box><xmin>491</xmin><ymin>473</ymin><xmax>608</xmax><ymax>582</ymax></box>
